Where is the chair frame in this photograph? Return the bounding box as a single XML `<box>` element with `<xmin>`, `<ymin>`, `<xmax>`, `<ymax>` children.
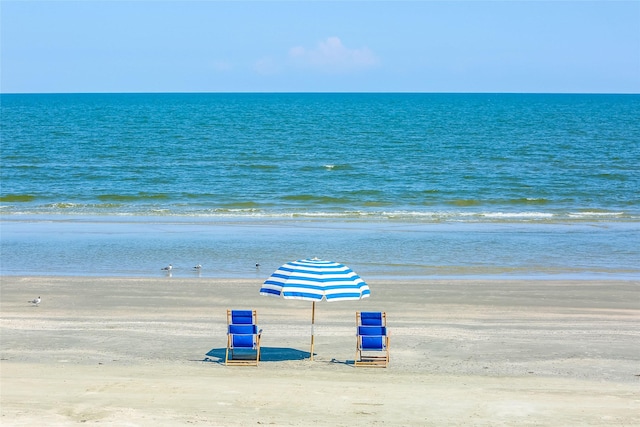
<box><xmin>225</xmin><ymin>309</ymin><xmax>262</xmax><ymax>366</ymax></box>
<box><xmin>355</xmin><ymin>311</ymin><xmax>390</xmax><ymax>368</ymax></box>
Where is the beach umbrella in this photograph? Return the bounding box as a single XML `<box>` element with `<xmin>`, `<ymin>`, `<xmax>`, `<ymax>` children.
<box><xmin>260</xmin><ymin>258</ymin><xmax>370</xmax><ymax>360</ymax></box>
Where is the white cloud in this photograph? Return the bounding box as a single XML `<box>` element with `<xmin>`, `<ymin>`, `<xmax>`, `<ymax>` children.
<box><xmin>288</xmin><ymin>36</ymin><xmax>379</xmax><ymax>73</ymax></box>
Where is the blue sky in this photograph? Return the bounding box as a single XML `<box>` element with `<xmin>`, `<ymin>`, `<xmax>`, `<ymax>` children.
<box><xmin>2</xmin><ymin>1</ymin><xmax>639</xmax><ymax>93</ymax></box>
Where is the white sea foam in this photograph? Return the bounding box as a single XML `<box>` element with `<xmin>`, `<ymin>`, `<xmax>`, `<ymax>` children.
<box><xmin>568</xmin><ymin>211</ymin><xmax>624</xmax><ymax>217</ymax></box>
<box><xmin>4</xmin><ymin>206</ymin><xmax>638</xmax><ymax>223</ymax></box>
<box><xmin>479</xmin><ymin>212</ymin><xmax>554</xmax><ymax>219</ymax></box>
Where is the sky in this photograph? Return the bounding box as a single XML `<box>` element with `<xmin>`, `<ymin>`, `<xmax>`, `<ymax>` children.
<box><xmin>1</xmin><ymin>1</ymin><xmax>639</xmax><ymax>93</ymax></box>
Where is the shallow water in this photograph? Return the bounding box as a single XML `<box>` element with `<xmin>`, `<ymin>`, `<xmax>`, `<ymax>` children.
<box><xmin>1</xmin><ymin>216</ymin><xmax>637</xmax><ymax>279</ymax></box>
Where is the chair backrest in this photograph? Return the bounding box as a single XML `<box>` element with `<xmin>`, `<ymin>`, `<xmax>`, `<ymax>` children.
<box><xmin>230</xmin><ymin>310</ymin><xmax>255</xmax><ymax>325</ymax></box>
<box><xmin>358</xmin><ymin>311</ymin><xmax>386</xmax><ymax>326</ymax></box>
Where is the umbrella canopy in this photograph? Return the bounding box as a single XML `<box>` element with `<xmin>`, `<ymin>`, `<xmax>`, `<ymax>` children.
<box><xmin>260</xmin><ymin>258</ymin><xmax>370</xmax><ymax>360</ymax></box>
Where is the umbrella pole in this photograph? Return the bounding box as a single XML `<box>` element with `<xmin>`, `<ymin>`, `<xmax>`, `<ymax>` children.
<box><xmin>310</xmin><ymin>301</ymin><xmax>315</xmax><ymax>361</ymax></box>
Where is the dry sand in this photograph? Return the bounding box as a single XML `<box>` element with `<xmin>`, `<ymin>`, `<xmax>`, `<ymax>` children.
<box><xmin>1</xmin><ymin>276</ymin><xmax>638</xmax><ymax>426</ymax></box>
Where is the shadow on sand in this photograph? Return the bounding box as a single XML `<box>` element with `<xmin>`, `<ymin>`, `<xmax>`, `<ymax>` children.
<box><xmin>203</xmin><ymin>347</ymin><xmax>311</xmax><ymax>363</ymax></box>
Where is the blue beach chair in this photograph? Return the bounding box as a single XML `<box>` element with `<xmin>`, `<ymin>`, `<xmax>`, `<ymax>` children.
<box><xmin>225</xmin><ymin>309</ymin><xmax>262</xmax><ymax>366</ymax></box>
<box><xmin>355</xmin><ymin>311</ymin><xmax>389</xmax><ymax>367</ymax></box>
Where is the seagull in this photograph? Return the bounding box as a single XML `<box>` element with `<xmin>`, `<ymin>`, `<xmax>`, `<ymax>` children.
<box><xmin>29</xmin><ymin>296</ymin><xmax>41</xmax><ymax>306</ymax></box>
<box><xmin>161</xmin><ymin>264</ymin><xmax>173</xmax><ymax>271</ymax></box>
<box><xmin>255</xmin><ymin>263</ymin><xmax>261</xmax><ymax>269</ymax></box>
<box><xmin>193</xmin><ymin>264</ymin><xmax>202</xmax><ymax>270</ymax></box>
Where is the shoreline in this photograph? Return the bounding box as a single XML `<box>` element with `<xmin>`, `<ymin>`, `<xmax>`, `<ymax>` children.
<box><xmin>3</xmin><ymin>212</ymin><xmax>640</xmax><ymax>227</ymax></box>
<box><xmin>2</xmin><ymin>271</ymin><xmax>639</xmax><ymax>280</ymax></box>
<box><xmin>1</xmin><ymin>276</ymin><xmax>638</xmax><ymax>426</ymax></box>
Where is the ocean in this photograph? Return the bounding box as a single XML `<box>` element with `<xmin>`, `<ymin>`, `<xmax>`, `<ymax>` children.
<box><xmin>1</xmin><ymin>93</ymin><xmax>639</xmax><ymax>279</ymax></box>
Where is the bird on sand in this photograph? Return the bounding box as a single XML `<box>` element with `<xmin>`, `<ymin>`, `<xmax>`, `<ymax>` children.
<box><xmin>161</xmin><ymin>264</ymin><xmax>173</xmax><ymax>271</ymax></box>
<box><xmin>29</xmin><ymin>296</ymin><xmax>41</xmax><ymax>306</ymax></box>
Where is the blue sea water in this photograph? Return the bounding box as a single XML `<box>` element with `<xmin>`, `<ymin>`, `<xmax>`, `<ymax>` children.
<box><xmin>1</xmin><ymin>93</ymin><xmax>639</xmax><ymax>279</ymax></box>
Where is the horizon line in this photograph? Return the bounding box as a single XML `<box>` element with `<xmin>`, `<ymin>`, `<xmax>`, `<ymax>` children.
<box><xmin>2</xmin><ymin>91</ymin><xmax>639</xmax><ymax>96</ymax></box>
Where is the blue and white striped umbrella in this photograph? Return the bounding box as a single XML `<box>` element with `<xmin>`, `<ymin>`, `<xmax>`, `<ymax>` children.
<box><xmin>260</xmin><ymin>258</ymin><xmax>371</xmax><ymax>302</ymax></box>
<box><xmin>260</xmin><ymin>258</ymin><xmax>370</xmax><ymax>360</ymax></box>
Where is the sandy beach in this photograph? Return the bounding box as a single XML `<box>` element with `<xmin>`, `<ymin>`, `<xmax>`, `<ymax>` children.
<box><xmin>1</xmin><ymin>276</ymin><xmax>638</xmax><ymax>426</ymax></box>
